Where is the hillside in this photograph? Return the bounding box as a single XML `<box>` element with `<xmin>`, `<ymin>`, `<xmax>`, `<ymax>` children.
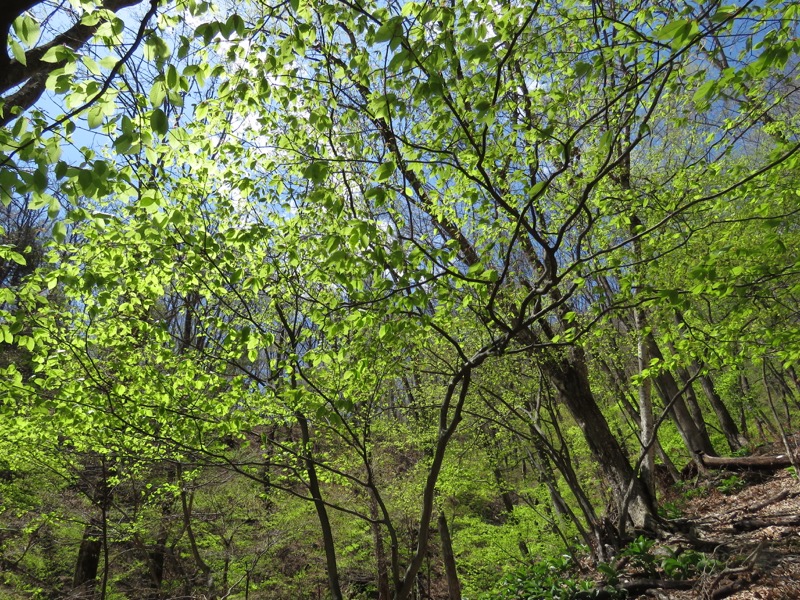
<box><xmin>579</xmin><ymin>445</ymin><xmax>800</xmax><ymax>600</ymax></box>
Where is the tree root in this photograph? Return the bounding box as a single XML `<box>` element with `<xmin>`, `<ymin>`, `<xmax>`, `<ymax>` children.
<box><xmin>707</xmin><ymin>567</ymin><xmax>761</xmax><ymax>599</ymax></box>
<box><xmin>745</xmin><ymin>489</ymin><xmax>797</xmax><ymax>513</ymax></box>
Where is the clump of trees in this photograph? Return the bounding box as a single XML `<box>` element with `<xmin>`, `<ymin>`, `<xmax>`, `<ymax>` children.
<box><xmin>1</xmin><ymin>0</ymin><xmax>799</xmax><ymax>598</ymax></box>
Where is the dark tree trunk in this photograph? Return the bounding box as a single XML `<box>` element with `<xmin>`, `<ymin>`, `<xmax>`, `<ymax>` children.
<box><xmin>297</xmin><ymin>412</ymin><xmax>343</xmax><ymax>600</ymax></box>
<box><xmin>671</xmin><ymin>312</ymin><xmax>746</xmax><ymax>452</ymax></box>
<box><xmin>647</xmin><ymin>336</ymin><xmax>716</xmax><ymax>460</ymax></box>
<box><xmin>696</xmin><ymin>370</ymin><xmax>748</xmax><ymax>452</ymax></box>
<box><xmin>438</xmin><ymin>513</ymin><xmax>461</xmax><ymax>600</ymax></box>
<box><xmin>73</xmin><ymin>522</ymin><xmax>102</xmax><ymax>590</ymax></box>
<box><xmin>147</xmin><ymin>531</ymin><xmax>168</xmax><ymax>597</ymax></box>
<box><xmin>787</xmin><ymin>365</ymin><xmax>800</xmax><ymax>395</ymax></box>
<box><xmin>73</xmin><ymin>457</ymin><xmax>113</xmax><ymax>595</ymax></box>
<box><xmin>179</xmin><ymin>478</ymin><xmax>214</xmax><ymax>598</ymax></box>
<box><xmin>676</xmin><ymin>366</ymin><xmax>712</xmax><ymax>443</ymax></box>
<box><xmin>370</xmin><ymin>491</ymin><xmax>391</xmax><ymax>600</ymax></box>
<box><xmin>597</xmin><ymin>357</ymin><xmax>681</xmax><ymax>485</ymax></box>
<box><xmin>541</xmin><ymin>348</ymin><xmax>657</xmax><ymax>532</ymax></box>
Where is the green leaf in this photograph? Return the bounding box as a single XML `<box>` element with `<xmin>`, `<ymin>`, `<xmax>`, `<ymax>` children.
<box><xmin>150</xmin><ymin>108</ymin><xmax>169</xmax><ymax>135</ymax></box>
<box><xmin>473</xmin><ymin>99</ymin><xmax>491</xmax><ymax>113</ymax></box>
<box><xmin>150</xmin><ymin>80</ymin><xmax>166</xmax><ymax>107</ymax></box>
<box><xmin>653</xmin><ymin>19</ymin><xmax>699</xmax><ymax>49</ymax></box>
<box><xmin>144</xmin><ymin>35</ymin><xmax>170</xmax><ymax>62</ymax></box>
<box><xmin>374</xmin><ymin>161</ymin><xmax>395</xmax><ymax>182</ymax></box>
<box><xmin>574</xmin><ymin>61</ymin><xmax>592</xmax><ymax>78</ymax></box>
<box><xmin>374</xmin><ymin>17</ymin><xmax>402</xmax><ymax>44</ymax></box>
<box><xmin>166</xmin><ymin>65</ymin><xmax>179</xmax><ymax>90</ymax></box>
<box><xmin>87</xmin><ymin>105</ymin><xmax>104</xmax><ymax>129</ymax></box>
<box><xmin>13</xmin><ymin>14</ymin><xmax>40</xmax><ymax>47</ymax></box>
<box><xmin>10</xmin><ymin>39</ymin><xmax>26</xmax><ymax>66</ymax></box>
<box><xmin>82</xmin><ymin>55</ymin><xmax>102</xmax><ymax>76</ymax></box>
<box><xmin>693</xmin><ymin>80</ymin><xmax>716</xmax><ymax>104</ymax></box>
<box><xmin>32</xmin><ymin>168</ymin><xmax>48</xmax><ymax>193</ymax></box>
<box><xmin>303</xmin><ymin>161</ymin><xmax>329</xmax><ymax>184</ymax></box>
<box><xmin>224</xmin><ymin>14</ymin><xmax>245</xmax><ymax>38</ymax></box>
<box><xmin>710</xmin><ymin>5</ymin><xmax>739</xmax><ymax>23</ymax></box>
<box><xmin>466</xmin><ymin>43</ymin><xmax>491</xmax><ymax>63</ymax></box>
<box><xmin>114</xmin><ymin>133</ymin><xmax>134</xmax><ymax>154</ymax></box>
<box><xmin>52</xmin><ymin>221</ymin><xmax>66</xmax><ymax>242</ymax></box>
<box><xmin>0</xmin><ymin>246</ymin><xmax>26</xmax><ymax>266</ymax></box>
<box><xmin>140</xmin><ymin>190</ymin><xmax>161</xmax><ymax>212</ymax></box>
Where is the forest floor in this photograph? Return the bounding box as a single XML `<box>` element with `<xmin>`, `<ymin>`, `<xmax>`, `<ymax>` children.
<box><xmin>611</xmin><ymin>441</ymin><xmax>800</xmax><ymax>599</ymax></box>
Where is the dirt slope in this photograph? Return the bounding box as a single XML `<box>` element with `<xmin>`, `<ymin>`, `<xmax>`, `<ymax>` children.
<box><xmin>609</xmin><ymin>458</ymin><xmax>800</xmax><ymax>600</ymax></box>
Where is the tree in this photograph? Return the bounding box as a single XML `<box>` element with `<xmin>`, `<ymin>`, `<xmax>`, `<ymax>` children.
<box><xmin>2</xmin><ymin>0</ymin><xmax>800</xmax><ymax>598</ymax></box>
<box><xmin>1</xmin><ymin>0</ymin><xmax>153</xmax><ymax>126</ymax></box>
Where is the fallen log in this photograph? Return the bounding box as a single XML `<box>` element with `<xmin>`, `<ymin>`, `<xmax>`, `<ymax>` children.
<box><xmin>696</xmin><ymin>451</ymin><xmax>796</xmax><ymax>470</ymax></box>
<box><xmin>731</xmin><ymin>515</ymin><xmax>800</xmax><ymax>532</ymax></box>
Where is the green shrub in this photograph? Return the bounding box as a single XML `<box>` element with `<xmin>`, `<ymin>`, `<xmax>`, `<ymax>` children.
<box><xmin>483</xmin><ymin>555</ymin><xmax>599</xmax><ymax>600</ymax></box>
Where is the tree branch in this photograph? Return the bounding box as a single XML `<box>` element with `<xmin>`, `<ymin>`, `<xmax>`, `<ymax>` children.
<box><xmin>0</xmin><ymin>0</ymin><xmax>147</xmax><ymax>127</ymax></box>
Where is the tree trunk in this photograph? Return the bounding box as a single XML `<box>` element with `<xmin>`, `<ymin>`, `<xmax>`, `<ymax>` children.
<box><xmin>147</xmin><ymin>530</ymin><xmax>168</xmax><ymax>599</ymax></box>
<box><xmin>73</xmin><ymin>457</ymin><xmax>113</xmax><ymax>594</ymax></box>
<box><xmin>179</xmin><ymin>478</ymin><xmax>214</xmax><ymax>598</ymax></box>
<box><xmin>739</xmin><ymin>374</ymin><xmax>752</xmax><ymax>438</ymax></box>
<box><xmin>635</xmin><ymin>308</ymin><xmax>656</xmax><ymax>497</ymax></box>
<box><xmin>646</xmin><ymin>336</ymin><xmax>716</xmax><ymax>459</ymax></box>
<box><xmin>73</xmin><ymin>521</ymin><xmax>102</xmax><ymax>590</ymax></box>
<box><xmin>370</xmin><ymin>491</ymin><xmax>391</xmax><ymax>600</ymax></box>
<box><xmin>787</xmin><ymin>365</ymin><xmax>800</xmax><ymax>395</ymax></box>
<box><xmin>696</xmin><ymin>370</ymin><xmax>748</xmax><ymax>452</ymax></box>
<box><xmin>297</xmin><ymin>412</ymin><xmax>343</xmax><ymax>600</ymax></box>
<box><xmin>597</xmin><ymin>356</ymin><xmax>681</xmax><ymax>485</ymax></box>
<box><xmin>671</xmin><ymin>312</ymin><xmax>746</xmax><ymax>452</ymax></box>
<box><xmin>541</xmin><ymin>348</ymin><xmax>657</xmax><ymax>532</ymax></box>
<box><xmin>438</xmin><ymin>513</ymin><xmax>461</xmax><ymax>600</ymax></box>
<box><xmin>676</xmin><ymin>366</ymin><xmax>713</xmax><ymax>444</ymax></box>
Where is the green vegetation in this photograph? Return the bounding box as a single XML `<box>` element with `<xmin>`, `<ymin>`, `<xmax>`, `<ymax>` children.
<box><xmin>717</xmin><ymin>475</ymin><xmax>746</xmax><ymax>496</ymax></box>
<box><xmin>1</xmin><ymin>0</ymin><xmax>799</xmax><ymax>598</ymax></box>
